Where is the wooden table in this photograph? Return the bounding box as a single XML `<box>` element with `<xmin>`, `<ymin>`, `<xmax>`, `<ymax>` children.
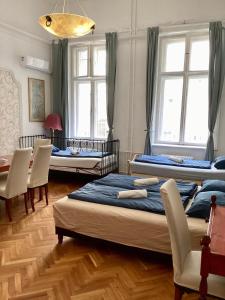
<box><xmin>0</xmin><ymin>156</ymin><xmax>11</xmax><ymax>173</ymax></box>
<box><xmin>199</xmin><ymin>195</ymin><xmax>225</xmax><ymax>299</ymax></box>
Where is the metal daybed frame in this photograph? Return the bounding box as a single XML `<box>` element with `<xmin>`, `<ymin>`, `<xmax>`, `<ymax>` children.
<box><xmin>19</xmin><ymin>135</ymin><xmax>120</xmax><ymax>176</ymax></box>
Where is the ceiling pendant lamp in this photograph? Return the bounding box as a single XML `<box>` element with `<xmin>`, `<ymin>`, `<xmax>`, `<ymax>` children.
<box><xmin>39</xmin><ymin>0</ymin><xmax>95</xmax><ymax>39</ymax></box>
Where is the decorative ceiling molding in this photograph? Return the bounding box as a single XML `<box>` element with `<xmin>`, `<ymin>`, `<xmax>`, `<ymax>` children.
<box><xmin>0</xmin><ymin>20</ymin><xmax>51</xmax><ymax>45</ymax></box>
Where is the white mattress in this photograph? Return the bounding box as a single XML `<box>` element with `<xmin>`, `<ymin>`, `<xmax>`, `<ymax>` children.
<box><xmin>50</xmin><ymin>154</ymin><xmax>115</xmax><ymax>170</ymax></box>
<box><xmin>50</xmin><ymin>156</ymin><xmax>101</xmax><ymax>169</ymax></box>
<box><xmin>53</xmin><ymin>197</ymin><xmax>207</xmax><ymax>254</ymax></box>
<box><xmin>130</xmin><ymin>160</ymin><xmax>225</xmax><ymax>181</ymax></box>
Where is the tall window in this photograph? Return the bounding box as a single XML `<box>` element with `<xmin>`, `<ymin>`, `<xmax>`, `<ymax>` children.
<box><xmin>71</xmin><ymin>44</ymin><xmax>108</xmax><ymax>139</ymax></box>
<box><xmin>154</xmin><ymin>33</ymin><xmax>209</xmax><ymax>146</ymax></box>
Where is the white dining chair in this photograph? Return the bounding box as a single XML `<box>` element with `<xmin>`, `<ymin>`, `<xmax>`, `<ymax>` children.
<box><xmin>0</xmin><ymin>148</ymin><xmax>32</xmax><ymax>221</ymax></box>
<box><xmin>160</xmin><ymin>179</ymin><xmax>225</xmax><ymax>300</ymax></box>
<box><xmin>33</xmin><ymin>138</ymin><xmax>51</xmax><ymax>157</ymax></box>
<box><xmin>27</xmin><ymin>145</ymin><xmax>52</xmax><ymax>210</ymax></box>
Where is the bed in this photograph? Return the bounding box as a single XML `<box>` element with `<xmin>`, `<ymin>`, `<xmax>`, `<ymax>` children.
<box><xmin>129</xmin><ymin>154</ymin><xmax>225</xmax><ymax>182</ymax></box>
<box><xmin>53</xmin><ymin>174</ymin><xmax>208</xmax><ymax>254</ymax></box>
<box><xmin>19</xmin><ymin>135</ymin><xmax>120</xmax><ymax>176</ymax></box>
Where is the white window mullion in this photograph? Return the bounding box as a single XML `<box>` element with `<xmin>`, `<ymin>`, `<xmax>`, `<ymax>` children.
<box><xmin>179</xmin><ymin>35</ymin><xmax>191</xmax><ymax>144</ymax></box>
<box><xmin>88</xmin><ymin>45</ymin><xmax>92</xmax><ymax>77</ymax></box>
<box><xmin>90</xmin><ymin>80</ymin><xmax>95</xmax><ymax>139</ymax></box>
<box><xmin>155</xmin><ymin>75</ymin><xmax>165</xmax><ymax>144</ymax></box>
<box><xmin>90</xmin><ymin>46</ymin><xmax>94</xmax><ymax>139</ymax></box>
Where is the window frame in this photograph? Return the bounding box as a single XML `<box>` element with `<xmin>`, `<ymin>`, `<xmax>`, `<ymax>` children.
<box><xmin>154</xmin><ymin>31</ymin><xmax>209</xmax><ymax>147</ymax></box>
<box><xmin>71</xmin><ymin>43</ymin><xmax>107</xmax><ymax>139</ymax></box>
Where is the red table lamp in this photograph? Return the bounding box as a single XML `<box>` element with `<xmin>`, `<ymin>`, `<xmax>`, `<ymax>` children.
<box><xmin>44</xmin><ymin>113</ymin><xmax>63</xmax><ymax>138</ymax></box>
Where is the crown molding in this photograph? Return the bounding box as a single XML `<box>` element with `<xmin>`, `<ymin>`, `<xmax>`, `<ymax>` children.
<box><xmin>0</xmin><ymin>20</ymin><xmax>51</xmax><ymax>45</ymax></box>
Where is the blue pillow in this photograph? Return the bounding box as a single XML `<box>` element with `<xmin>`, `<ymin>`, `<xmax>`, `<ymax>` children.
<box><xmin>186</xmin><ymin>191</ymin><xmax>225</xmax><ymax>219</ymax></box>
<box><xmin>214</xmin><ymin>156</ymin><xmax>225</xmax><ymax>169</ymax></box>
<box><xmin>200</xmin><ymin>180</ymin><xmax>225</xmax><ymax>193</ymax></box>
<box><xmin>52</xmin><ymin>145</ymin><xmax>60</xmax><ymax>153</ymax></box>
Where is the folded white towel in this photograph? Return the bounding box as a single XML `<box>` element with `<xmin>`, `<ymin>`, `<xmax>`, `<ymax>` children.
<box><xmin>168</xmin><ymin>155</ymin><xmax>183</xmax><ymax>163</ymax></box>
<box><xmin>70</xmin><ymin>148</ymin><xmax>80</xmax><ymax>156</ymax></box>
<box><xmin>117</xmin><ymin>189</ymin><xmax>148</xmax><ymax>199</ymax></box>
<box><xmin>133</xmin><ymin>177</ymin><xmax>159</xmax><ymax>186</ymax></box>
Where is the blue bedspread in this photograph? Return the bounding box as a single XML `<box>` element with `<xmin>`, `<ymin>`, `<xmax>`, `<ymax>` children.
<box><xmin>68</xmin><ymin>183</ymin><xmax>190</xmax><ymax>214</ymax></box>
<box><xmin>135</xmin><ymin>155</ymin><xmax>211</xmax><ymax>169</ymax></box>
<box><xmin>52</xmin><ymin>149</ymin><xmax>110</xmax><ymax>158</ymax></box>
<box><xmin>93</xmin><ymin>174</ymin><xmax>197</xmax><ymax>196</ymax></box>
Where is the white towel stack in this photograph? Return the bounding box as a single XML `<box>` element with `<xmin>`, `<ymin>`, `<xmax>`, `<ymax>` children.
<box><xmin>117</xmin><ymin>189</ymin><xmax>148</xmax><ymax>199</ymax></box>
<box><xmin>133</xmin><ymin>177</ymin><xmax>159</xmax><ymax>186</ymax></box>
<box><xmin>69</xmin><ymin>148</ymin><xmax>80</xmax><ymax>156</ymax></box>
<box><xmin>168</xmin><ymin>155</ymin><xmax>183</xmax><ymax>163</ymax></box>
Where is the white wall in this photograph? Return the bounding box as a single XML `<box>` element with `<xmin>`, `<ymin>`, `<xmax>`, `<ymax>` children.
<box><xmin>0</xmin><ymin>24</ymin><xmax>51</xmax><ymax>137</ymax></box>
<box><xmin>71</xmin><ymin>0</ymin><xmax>225</xmax><ymax>170</ymax></box>
<box><xmin>1</xmin><ymin>0</ymin><xmax>224</xmax><ymax>167</ymax></box>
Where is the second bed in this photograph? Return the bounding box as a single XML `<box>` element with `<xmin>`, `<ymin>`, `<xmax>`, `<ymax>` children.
<box><xmin>53</xmin><ymin>174</ymin><xmax>208</xmax><ymax>254</ymax></box>
<box><xmin>129</xmin><ymin>154</ymin><xmax>225</xmax><ymax>182</ymax></box>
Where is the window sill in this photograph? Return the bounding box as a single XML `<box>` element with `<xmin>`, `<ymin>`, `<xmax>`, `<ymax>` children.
<box><xmin>152</xmin><ymin>143</ymin><xmax>207</xmax><ymax>160</ymax></box>
<box><xmin>152</xmin><ymin>143</ymin><xmax>206</xmax><ymax>150</ymax></box>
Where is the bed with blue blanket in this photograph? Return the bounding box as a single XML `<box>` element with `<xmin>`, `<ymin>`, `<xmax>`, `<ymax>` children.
<box><xmin>129</xmin><ymin>154</ymin><xmax>225</xmax><ymax>182</ymax></box>
<box><xmin>53</xmin><ymin>173</ymin><xmax>207</xmax><ymax>254</ymax></box>
<box><xmin>19</xmin><ymin>135</ymin><xmax>120</xmax><ymax>176</ymax></box>
<box><xmin>49</xmin><ymin>140</ymin><xmax>119</xmax><ymax>176</ymax></box>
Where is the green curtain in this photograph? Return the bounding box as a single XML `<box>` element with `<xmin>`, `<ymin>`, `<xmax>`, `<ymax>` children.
<box><xmin>144</xmin><ymin>27</ymin><xmax>159</xmax><ymax>155</ymax></box>
<box><xmin>52</xmin><ymin>39</ymin><xmax>68</xmax><ymax>138</ymax></box>
<box><xmin>205</xmin><ymin>22</ymin><xmax>225</xmax><ymax>161</ymax></box>
<box><xmin>105</xmin><ymin>32</ymin><xmax>118</xmax><ymax>141</ymax></box>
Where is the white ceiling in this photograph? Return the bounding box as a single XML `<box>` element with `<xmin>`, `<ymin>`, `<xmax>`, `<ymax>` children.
<box><xmin>1</xmin><ymin>0</ymin><xmax>225</xmax><ymax>42</ymax></box>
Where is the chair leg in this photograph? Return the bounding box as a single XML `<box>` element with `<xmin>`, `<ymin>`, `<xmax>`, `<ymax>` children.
<box><xmin>44</xmin><ymin>184</ymin><xmax>48</xmax><ymax>205</ymax></box>
<box><xmin>29</xmin><ymin>189</ymin><xmax>35</xmax><ymax>212</ymax></box>
<box><xmin>24</xmin><ymin>193</ymin><xmax>28</xmax><ymax>215</ymax></box>
<box><xmin>174</xmin><ymin>284</ymin><xmax>184</xmax><ymax>300</ymax></box>
<box><xmin>39</xmin><ymin>187</ymin><xmax>43</xmax><ymax>202</ymax></box>
<box><xmin>5</xmin><ymin>199</ymin><xmax>12</xmax><ymax>222</ymax></box>
<box><xmin>58</xmin><ymin>234</ymin><xmax>63</xmax><ymax>244</ymax></box>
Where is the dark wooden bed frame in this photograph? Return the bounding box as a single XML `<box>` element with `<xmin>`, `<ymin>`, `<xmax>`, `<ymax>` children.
<box><xmin>55</xmin><ymin>226</ymin><xmax>79</xmax><ymax>244</ymax></box>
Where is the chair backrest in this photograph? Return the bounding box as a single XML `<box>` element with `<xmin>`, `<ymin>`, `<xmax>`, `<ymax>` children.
<box><xmin>29</xmin><ymin>145</ymin><xmax>52</xmax><ymax>188</ymax></box>
<box><xmin>33</xmin><ymin>139</ymin><xmax>51</xmax><ymax>157</ymax></box>
<box><xmin>5</xmin><ymin>148</ymin><xmax>32</xmax><ymax>198</ymax></box>
<box><xmin>160</xmin><ymin>179</ymin><xmax>191</xmax><ymax>276</ymax></box>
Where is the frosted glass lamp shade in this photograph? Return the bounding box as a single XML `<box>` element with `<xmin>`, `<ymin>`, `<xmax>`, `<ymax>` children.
<box><xmin>39</xmin><ymin>13</ymin><xmax>95</xmax><ymax>38</ymax></box>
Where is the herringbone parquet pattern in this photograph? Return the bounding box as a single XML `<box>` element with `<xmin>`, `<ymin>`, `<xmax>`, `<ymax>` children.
<box><xmin>0</xmin><ymin>172</ymin><xmax>217</xmax><ymax>300</ymax></box>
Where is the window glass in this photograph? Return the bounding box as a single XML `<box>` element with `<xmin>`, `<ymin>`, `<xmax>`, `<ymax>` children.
<box><xmin>93</xmin><ymin>46</ymin><xmax>106</xmax><ymax>76</ymax></box>
<box><xmin>76</xmin><ymin>48</ymin><xmax>88</xmax><ymax>76</ymax></box>
<box><xmin>184</xmin><ymin>76</ymin><xmax>208</xmax><ymax>144</ymax></box>
<box><xmin>155</xmin><ymin>33</ymin><xmax>209</xmax><ymax>147</ymax></box>
<box><xmin>159</xmin><ymin>78</ymin><xmax>183</xmax><ymax>142</ymax></box>
<box><xmin>189</xmin><ymin>38</ymin><xmax>209</xmax><ymax>71</ymax></box>
<box><xmin>72</xmin><ymin>44</ymin><xmax>107</xmax><ymax>139</ymax></box>
<box><xmin>161</xmin><ymin>39</ymin><xmax>185</xmax><ymax>72</ymax></box>
<box><xmin>76</xmin><ymin>82</ymin><xmax>91</xmax><ymax>137</ymax></box>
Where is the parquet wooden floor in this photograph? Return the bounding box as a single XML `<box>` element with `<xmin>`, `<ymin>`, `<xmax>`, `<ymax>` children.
<box><xmin>0</xmin><ymin>172</ymin><xmax>218</xmax><ymax>300</ymax></box>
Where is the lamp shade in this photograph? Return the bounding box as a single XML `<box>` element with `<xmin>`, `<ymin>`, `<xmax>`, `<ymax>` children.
<box><xmin>39</xmin><ymin>13</ymin><xmax>95</xmax><ymax>38</ymax></box>
<box><xmin>44</xmin><ymin>113</ymin><xmax>63</xmax><ymax>131</ymax></box>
